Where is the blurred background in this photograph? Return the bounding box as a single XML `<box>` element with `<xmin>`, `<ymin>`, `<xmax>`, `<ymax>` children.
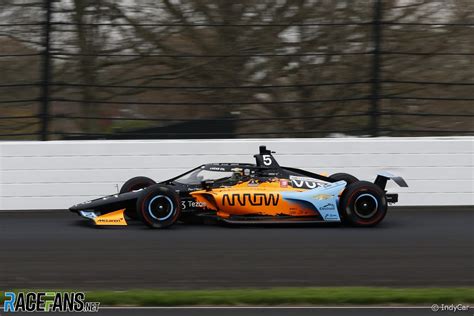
<box><xmin>0</xmin><ymin>0</ymin><xmax>473</xmax><ymax>140</ymax></box>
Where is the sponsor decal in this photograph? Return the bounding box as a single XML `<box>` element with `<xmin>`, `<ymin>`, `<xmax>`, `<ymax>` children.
<box><xmin>187</xmin><ymin>186</ymin><xmax>201</xmax><ymax>191</ymax></box>
<box><xmin>247</xmin><ymin>179</ymin><xmax>259</xmax><ymax>187</ymax></box>
<box><xmin>313</xmin><ymin>194</ymin><xmax>333</xmax><ymax>200</ymax></box>
<box><xmin>324</xmin><ymin>213</ymin><xmax>339</xmax><ymax>220</ymax></box>
<box><xmin>222</xmin><ymin>193</ymin><xmax>280</xmax><ymax>206</ymax></box>
<box><xmin>181</xmin><ymin>200</ymin><xmax>207</xmax><ymax>209</ymax></box>
<box><xmin>279</xmin><ymin>179</ymin><xmax>289</xmax><ymax>188</ymax></box>
<box><xmin>96</xmin><ymin>218</ymin><xmax>122</xmax><ymax>224</ymax></box>
<box><xmin>291</xmin><ymin>179</ymin><xmax>319</xmax><ymax>189</ymax></box>
<box><xmin>320</xmin><ymin>203</ymin><xmax>336</xmax><ymax>211</ymax></box>
<box><xmin>289</xmin><ymin>175</ymin><xmax>321</xmax><ymax>188</ymax></box>
<box><xmin>209</xmin><ymin>166</ymin><xmax>226</xmax><ymax>171</ymax></box>
<box><xmin>289</xmin><ymin>176</ymin><xmax>315</xmax><ymax>181</ymax></box>
<box><xmin>3</xmin><ymin>291</ymin><xmax>100</xmax><ymax>313</ymax></box>
<box><xmin>93</xmin><ymin>209</ymin><xmax>127</xmax><ymax>226</ymax></box>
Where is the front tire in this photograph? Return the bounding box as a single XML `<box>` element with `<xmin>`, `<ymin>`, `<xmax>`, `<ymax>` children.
<box><xmin>120</xmin><ymin>176</ymin><xmax>156</xmax><ymax>219</ymax></box>
<box><xmin>136</xmin><ymin>185</ymin><xmax>181</xmax><ymax>229</ymax></box>
<box><xmin>339</xmin><ymin>181</ymin><xmax>387</xmax><ymax>227</ymax></box>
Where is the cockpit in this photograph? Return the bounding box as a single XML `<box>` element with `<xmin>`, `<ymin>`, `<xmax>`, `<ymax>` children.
<box><xmin>174</xmin><ymin>166</ymin><xmax>246</xmax><ymax>186</ymax></box>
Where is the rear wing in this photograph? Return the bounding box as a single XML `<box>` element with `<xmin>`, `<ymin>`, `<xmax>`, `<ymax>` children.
<box><xmin>374</xmin><ymin>171</ymin><xmax>408</xmax><ymax>190</ymax></box>
<box><xmin>374</xmin><ymin>172</ymin><xmax>408</xmax><ymax>204</ymax></box>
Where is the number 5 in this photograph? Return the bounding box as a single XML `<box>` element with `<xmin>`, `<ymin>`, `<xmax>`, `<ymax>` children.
<box><xmin>263</xmin><ymin>155</ymin><xmax>272</xmax><ymax>166</ymax></box>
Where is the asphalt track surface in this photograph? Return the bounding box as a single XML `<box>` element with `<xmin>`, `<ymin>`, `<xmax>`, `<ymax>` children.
<box><xmin>0</xmin><ymin>208</ymin><xmax>473</xmax><ymax>290</ymax></box>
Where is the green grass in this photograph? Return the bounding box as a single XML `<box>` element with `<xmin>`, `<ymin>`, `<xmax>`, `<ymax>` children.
<box><xmin>1</xmin><ymin>287</ymin><xmax>473</xmax><ymax>306</ymax></box>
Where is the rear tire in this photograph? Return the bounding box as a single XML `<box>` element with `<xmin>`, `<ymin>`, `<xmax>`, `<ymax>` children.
<box><xmin>120</xmin><ymin>176</ymin><xmax>156</xmax><ymax>219</ymax></box>
<box><xmin>330</xmin><ymin>173</ymin><xmax>358</xmax><ymax>185</ymax></box>
<box><xmin>136</xmin><ymin>185</ymin><xmax>181</xmax><ymax>229</ymax></box>
<box><xmin>339</xmin><ymin>181</ymin><xmax>387</xmax><ymax>227</ymax></box>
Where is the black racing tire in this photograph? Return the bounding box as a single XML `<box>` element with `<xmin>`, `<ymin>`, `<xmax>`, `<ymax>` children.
<box><xmin>330</xmin><ymin>172</ymin><xmax>359</xmax><ymax>185</ymax></box>
<box><xmin>136</xmin><ymin>184</ymin><xmax>181</xmax><ymax>229</ymax></box>
<box><xmin>120</xmin><ymin>176</ymin><xmax>156</xmax><ymax>219</ymax></box>
<box><xmin>120</xmin><ymin>176</ymin><xmax>156</xmax><ymax>194</ymax></box>
<box><xmin>330</xmin><ymin>173</ymin><xmax>359</xmax><ymax>222</ymax></box>
<box><xmin>338</xmin><ymin>181</ymin><xmax>387</xmax><ymax>227</ymax></box>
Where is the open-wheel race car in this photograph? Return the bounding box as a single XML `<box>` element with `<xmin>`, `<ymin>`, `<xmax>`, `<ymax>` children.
<box><xmin>70</xmin><ymin>146</ymin><xmax>407</xmax><ymax>228</ymax></box>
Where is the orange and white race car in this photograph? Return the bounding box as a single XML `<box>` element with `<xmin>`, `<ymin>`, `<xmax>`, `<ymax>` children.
<box><xmin>70</xmin><ymin>146</ymin><xmax>407</xmax><ymax>228</ymax></box>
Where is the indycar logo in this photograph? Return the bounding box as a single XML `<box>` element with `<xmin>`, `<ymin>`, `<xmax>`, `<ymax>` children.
<box><xmin>222</xmin><ymin>193</ymin><xmax>280</xmax><ymax>206</ymax></box>
<box><xmin>247</xmin><ymin>179</ymin><xmax>259</xmax><ymax>187</ymax></box>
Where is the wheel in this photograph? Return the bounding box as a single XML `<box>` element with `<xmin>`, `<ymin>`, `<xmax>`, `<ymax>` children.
<box><xmin>136</xmin><ymin>184</ymin><xmax>181</xmax><ymax>229</ymax></box>
<box><xmin>120</xmin><ymin>176</ymin><xmax>156</xmax><ymax>219</ymax></box>
<box><xmin>120</xmin><ymin>176</ymin><xmax>156</xmax><ymax>194</ymax></box>
<box><xmin>338</xmin><ymin>181</ymin><xmax>387</xmax><ymax>227</ymax></box>
<box><xmin>330</xmin><ymin>172</ymin><xmax>358</xmax><ymax>185</ymax></box>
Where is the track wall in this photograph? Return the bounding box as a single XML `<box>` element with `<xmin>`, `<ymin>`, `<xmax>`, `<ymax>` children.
<box><xmin>0</xmin><ymin>137</ymin><xmax>472</xmax><ymax>209</ymax></box>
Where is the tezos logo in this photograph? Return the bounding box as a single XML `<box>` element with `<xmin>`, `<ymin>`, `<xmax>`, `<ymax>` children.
<box><xmin>3</xmin><ymin>291</ymin><xmax>100</xmax><ymax>313</ymax></box>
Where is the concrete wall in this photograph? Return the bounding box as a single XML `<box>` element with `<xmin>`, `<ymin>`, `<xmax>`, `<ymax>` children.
<box><xmin>0</xmin><ymin>137</ymin><xmax>472</xmax><ymax>210</ymax></box>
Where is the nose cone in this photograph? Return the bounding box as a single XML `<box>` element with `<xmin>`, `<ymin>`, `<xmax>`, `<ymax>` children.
<box><xmin>69</xmin><ymin>199</ymin><xmax>93</xmax><ymax>212</ymax></box>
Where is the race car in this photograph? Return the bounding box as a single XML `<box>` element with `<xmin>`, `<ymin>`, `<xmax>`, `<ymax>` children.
<box><xmin>69</xmin><ymin>146</ymin><xmax>407</xmax><ymax>228</ymax></box>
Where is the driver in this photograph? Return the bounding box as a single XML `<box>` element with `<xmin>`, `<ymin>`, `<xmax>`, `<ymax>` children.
<box><xmin>230</xmin><ymin>168</ymin><xmax>244</xmax><ymax>182</ymax></box>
